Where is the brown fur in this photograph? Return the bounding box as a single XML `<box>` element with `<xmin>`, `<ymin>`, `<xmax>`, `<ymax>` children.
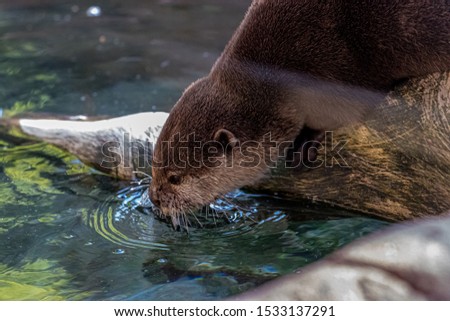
<box><xmin>150</xmin><ymin>0</ymin><xmax>450</xmax><ymax>222</ymax></box>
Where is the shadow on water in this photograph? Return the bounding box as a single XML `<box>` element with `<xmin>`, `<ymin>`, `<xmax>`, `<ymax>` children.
<box><xmin>0</xmin><ymin>0</ymin><xmax>389</xmax><ymax>300</ymax></box>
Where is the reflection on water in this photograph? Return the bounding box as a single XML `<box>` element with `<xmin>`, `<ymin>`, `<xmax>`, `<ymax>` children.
<box><xmin>0</xmin><ymin>0</ymin><xmax>249</xmax><ymax>117</ymax></box>
<box><xmin>0</xmin><ymin>0</ymin><xmax>389</xmax><ymax>300</ymax></box>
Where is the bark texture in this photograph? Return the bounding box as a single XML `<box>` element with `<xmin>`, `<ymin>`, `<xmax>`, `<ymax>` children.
<box><xmin>251</xmin><ymin>72</ymin><xmax>450</xmax><ymax>221</ymax></box>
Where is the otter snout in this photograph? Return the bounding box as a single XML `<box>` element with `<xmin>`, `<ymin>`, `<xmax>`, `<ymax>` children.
<box><xmin>149</xmin><ymin>186</ymin><xmax>161</xmax><ymax>208</ymax></box>
<box><xmin>149</xmin><ymin>183</ymin><xmax>178</xmax><ymax>217</ymax></box>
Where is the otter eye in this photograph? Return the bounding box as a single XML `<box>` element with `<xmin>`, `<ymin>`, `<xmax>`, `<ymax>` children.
<box><xmin>168</xmin><ymin>175</ymin><xmax>182</xmax><ymax>185</ymax></box>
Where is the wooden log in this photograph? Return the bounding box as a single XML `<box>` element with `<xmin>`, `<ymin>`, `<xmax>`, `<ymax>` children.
<box><xmin>251</xmin><ymin>72</ymin><xmax>450</xmax><ymax>221</ymax></box>
<box><xmin>9</xmin><ymin>112</ymin><xmax>167</xmax><ymax>180</ymax></box>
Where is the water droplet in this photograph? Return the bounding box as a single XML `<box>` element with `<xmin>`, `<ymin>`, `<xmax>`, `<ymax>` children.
<box><xmin>86</xmin><ymin>6</ymin><xmax>102</xmax><ymax>17</ymax></box>
<box><xmin>80</xmin><ymin>95</ymin><xmax>86</xmax><ymax>101</ymax></box>
<box><xmin>71</xmin><ymin>5</ymin><xmax>80</xmax><ymax>13</ymax></box>
<box><xmin>140</xmin><ymin>192</ymin><xmax>152</xmax><ymax>208</ymax></box>
<box><xmin>84</xmin><ymin>241</ymin><xmax>93</xmax><ymax>246</ymax></box>
<box><xmin>151</xmin><ymin>105</ymin><xmax>157</xmax><ymax>111</ymax></box>
<box><xmin>113</xmin><ymin>249</ymin><xmax>125</xmax><ymax>255</ymax></box>
<box><xmin>63</xmin><ymin>234</ymin><xmax>75</xmax><ymax>239</ymax></box>
<box><xmin>157</xmin><ymin>258</ymin><xmax>168</xmax><ymax>264</ymax></box>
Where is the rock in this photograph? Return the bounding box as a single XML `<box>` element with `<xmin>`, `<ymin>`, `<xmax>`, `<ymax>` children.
<box><xmin>233</xmin><ymin>212</ymin><xmax>450</xmax><ymax>300</ymax></box>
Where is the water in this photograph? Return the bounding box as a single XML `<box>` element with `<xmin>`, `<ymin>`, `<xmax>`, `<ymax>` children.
<box><xmin>0</xmin><ymin>0</ymin><xmax>389</xmax><ymax>300</ymax></box>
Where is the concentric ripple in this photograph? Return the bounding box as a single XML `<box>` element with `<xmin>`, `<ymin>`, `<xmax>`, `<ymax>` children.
<box><xmin>85</xmin><ymin>181</ymin><xmax>292</xmax><ymax>250</ymax></box>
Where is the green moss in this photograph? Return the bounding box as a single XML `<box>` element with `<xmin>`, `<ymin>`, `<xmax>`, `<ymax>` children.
<box><xmin>1</xmin><ymin>66</ymin><xmax>22</xmax><ymax>76</ymax></box>
<box><xmin>0</xmin><ymin>38</ymin><xmax>59</xmax><ymax>116</ymax></box>
<box><xmin>0</xmin><ymin>259</ymin><xmax>91</xmax><ymax>300</ymax></box>
<box><xmin>0</xmin><ymin>142</ymin><xmax>93</xmax><ymax>234</ymax></box>
<box><xmin>1</xmin><ymin>142</ymin><xmax>91</xmax><ymax>197</ymax></box>
<box><xmin>4</xmin><ymin>94</ymin><xmax>51</xmax><ymax>117</ymax></box>
<box><xmin>32</xmin><ymin>73</ymin><xmax>59</xmax><ymax>82</ymax></box>
<box><xmin>3</xmin><ymin>156</ymin><xmax>61</xmax><ymax>196</ymax></box>
<box><xmin>2</xmin><ymin>42</ymin><xmax>40</xmax><ymax>59</ymax></box>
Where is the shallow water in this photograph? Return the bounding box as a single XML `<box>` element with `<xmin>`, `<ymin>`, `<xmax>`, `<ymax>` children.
<box><xmin>0</xmin><ymin>0</ymin><xmax>389</xmax><ymax>300</ymax></box>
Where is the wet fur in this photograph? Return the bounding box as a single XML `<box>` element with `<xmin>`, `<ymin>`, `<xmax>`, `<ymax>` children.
<box><xmin>151</xmin><ymin>0</ymin><xmax>450</xmax><ymax>220</ymax></box>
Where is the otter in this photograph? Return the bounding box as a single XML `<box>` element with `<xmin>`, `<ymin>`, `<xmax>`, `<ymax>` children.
<box><xmin>150</xmin><ymin>0</ymin><xmax>450</xmax><ymax>224</ymax></box>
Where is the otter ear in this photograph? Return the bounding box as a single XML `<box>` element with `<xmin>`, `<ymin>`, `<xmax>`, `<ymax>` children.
<box><xmin>213</xmin><ymin>128</ymin><xmax>239</xmax><ymax>154</ymax></box>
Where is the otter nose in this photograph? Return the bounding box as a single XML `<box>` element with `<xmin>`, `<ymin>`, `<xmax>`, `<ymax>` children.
<box><xmin>149</xmin><ymin>187</ymin><xmax>161</xmax><ymax>208</ymax></box>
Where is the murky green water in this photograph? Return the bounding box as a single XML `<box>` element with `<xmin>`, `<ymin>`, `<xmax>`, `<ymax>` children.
<box><xmin>0</xmin><ymin>0</ymin><xmax>389</xmax><ymax>300</ymax></box>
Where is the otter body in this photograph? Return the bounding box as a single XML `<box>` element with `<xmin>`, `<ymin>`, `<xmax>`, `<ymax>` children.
<box><xmin>150</xmin><ymin>0</ymin><xmax>450</xmax><ymax>223</ymax></box>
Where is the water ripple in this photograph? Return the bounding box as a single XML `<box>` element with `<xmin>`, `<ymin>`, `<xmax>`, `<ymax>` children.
<box><xmin>87</xmin><ymin>183</ymin><xmax>290</xmax><ymax>249</ymax></box>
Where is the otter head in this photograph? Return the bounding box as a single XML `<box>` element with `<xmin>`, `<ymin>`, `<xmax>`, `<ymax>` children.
<box><xmin>149</xmin><ymin>76</ymin><xmax>282</xmax><ymax>226</ymax></box>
